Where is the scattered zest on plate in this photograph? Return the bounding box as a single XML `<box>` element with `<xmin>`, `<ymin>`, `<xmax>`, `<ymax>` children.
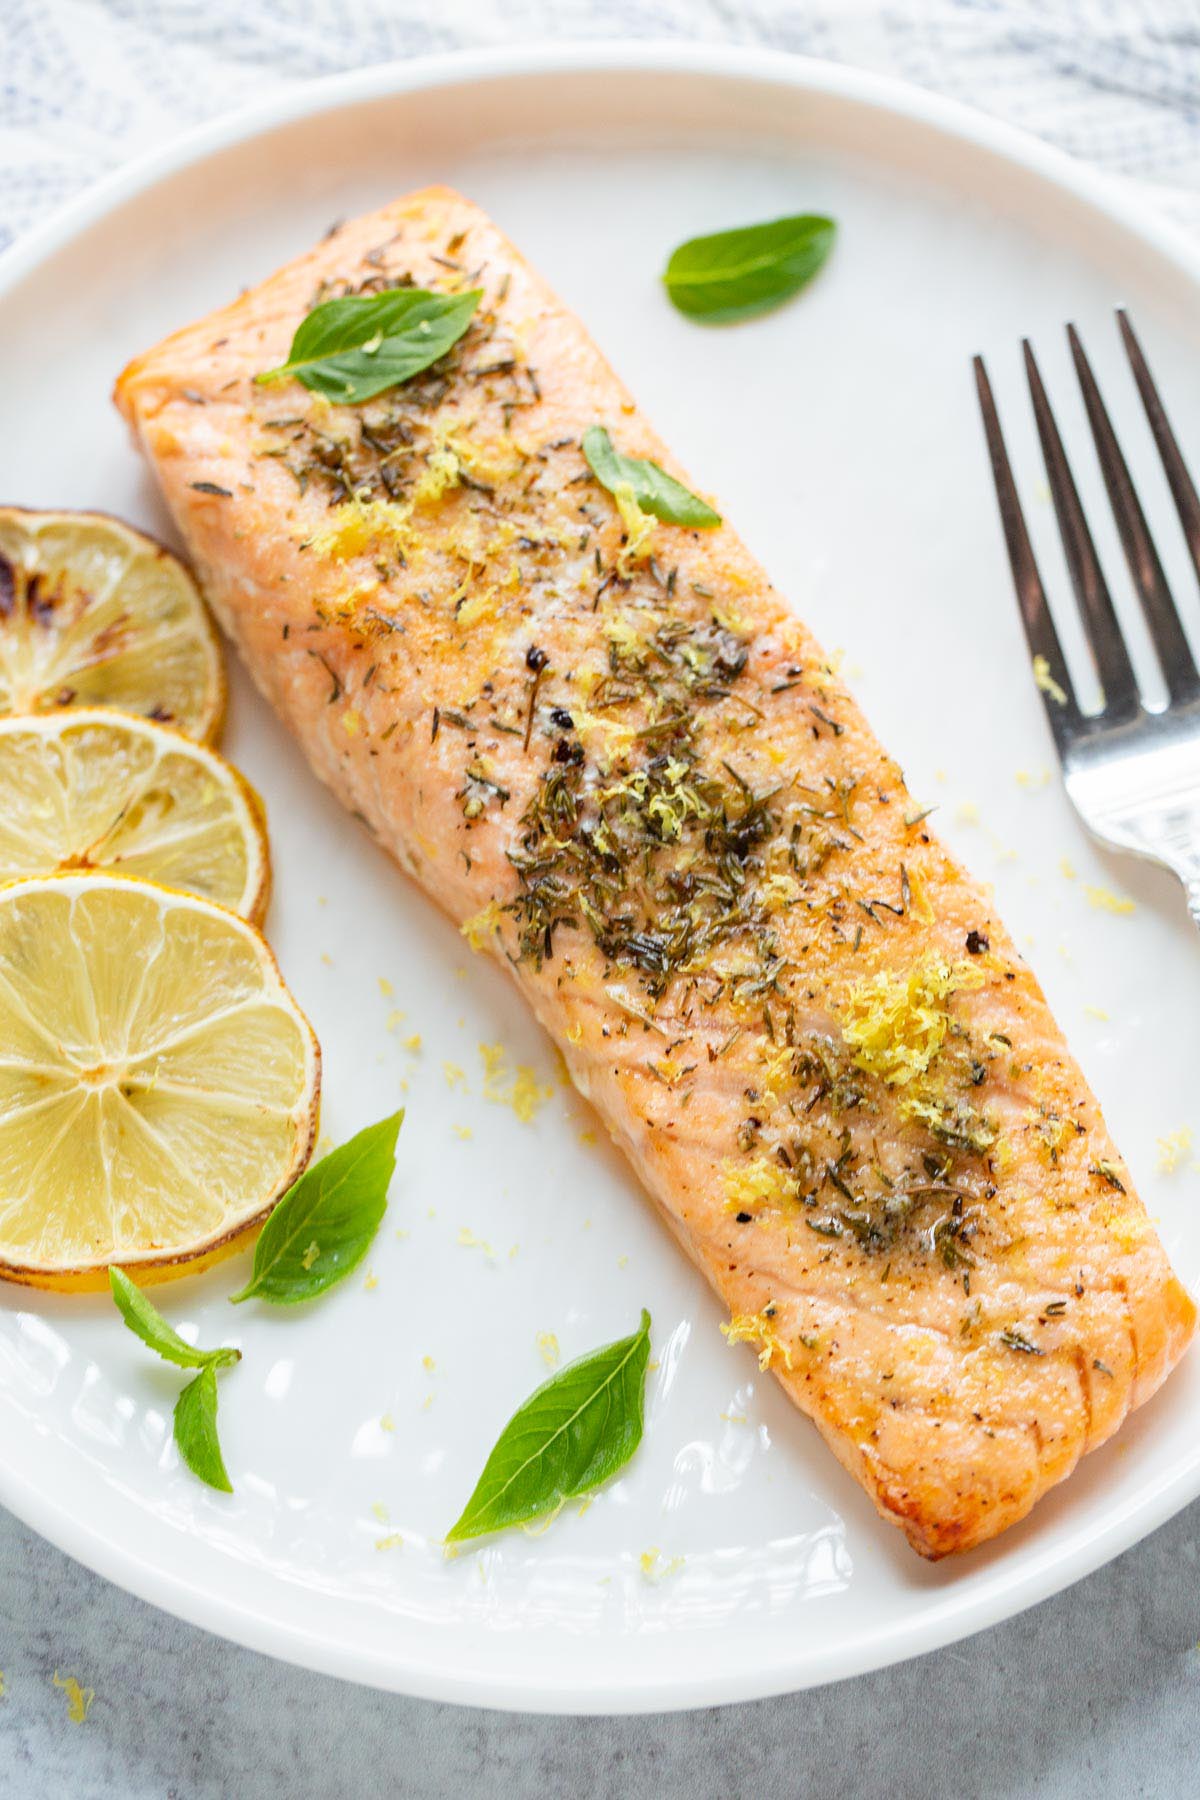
<box><xmin>446</xmin><ymin>1310</ymin><xmax>652</xmax><ymax>1543</ymax></box>
<box><xmin>662</xmin><ymin>212</ymin><xmax>837</xmax><ymax>323</ymax></box>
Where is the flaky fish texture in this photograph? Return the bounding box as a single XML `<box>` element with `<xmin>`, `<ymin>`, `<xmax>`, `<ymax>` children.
<box><xmin>115</xmin><ymin>187</ymin><xmax>1195</xmax><ymax>1556</ymax></box>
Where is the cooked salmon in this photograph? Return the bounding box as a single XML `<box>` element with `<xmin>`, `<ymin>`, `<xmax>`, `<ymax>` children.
<box><xmin>114</xmin><ymin>187</ymin><xmax>1195</xmax><ymax>1557</ymax></box>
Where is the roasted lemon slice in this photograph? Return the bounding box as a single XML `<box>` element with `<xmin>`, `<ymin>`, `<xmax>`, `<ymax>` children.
<box><xmin>0</xmin><ymin>508</ymin><xmax>224</xmax><ymax>741</ymax></box>
<box><xmin>0</xmin><ymin>710</ymin><xmax>269</xmax><ymax>922</ymax></box>
<box><xmin>0</xmin><ymin>873</ymin><xmax>319</xmax><ymax>1287</ymax></box>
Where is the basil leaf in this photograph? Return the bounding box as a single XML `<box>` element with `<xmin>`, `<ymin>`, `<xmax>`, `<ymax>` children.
<box><xmin>663</xmin><ymin>214</ymin><xmax>836</xmax><ymax>324</ymax></box>
<box><xmin>255</xmin><ymin>288</ymin><xmax>482</xmax><ymax>403</ymax></box>
<box><xmin>109</xmin><ymin>1271</ymin><xmax>239</xmax><ymax>1494</ymax></box>
<box><xmin>447</xmin><ymin>1309</ymin><xmax>652</xmax><ymax>1542</ymax></box>
<box><xmin>174</xmin><ymin>1366</ymin><xmax>232</xmax><ymax>1494</ymax></box>
<box><xmin>582</xmin><ymin>427</ymin><xmax>720</xmax><ymax>529</ymax></box>
<box><xmin>109</xmin><ymin>1267</ymin><xmax>239</xmax><ymax>1372</ymax></box>
<box><xmin>230</xmin><ymin>1111</ymin><xmax>403</xmax><ymax>1306</ymax></box>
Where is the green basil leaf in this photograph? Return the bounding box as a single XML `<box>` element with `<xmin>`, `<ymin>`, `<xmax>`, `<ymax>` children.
<box><xmin>582</xmin><ymin>427</ymin><xmax>720</xmax><ymax>529</ymax></box>
<box><xmin>255</xmin><ymin>288</ymin><xmax>482</xmax><ymax>403</ymax></box>
<box><xmin>109</xmin><ymin>1267</ymin><xmax>239</xmax><ymax>1372</ymax></box>
<box><xmin>663</xmin><ymin>214</ymin><xmax>836</xmax><ymax>324</ymax></box>
<box><xmin>174</xmin><ymin>1366</ymin><xmax>233</xmax><ymax>1494</ymax></box>
<box><xmin>230</xmin><ymin>1111</ymin><xmax>403</xmax><ymax>1306</ymax></box>
<box><xmin>447</xmin><ymin>1309</ymin><xmax>652</xmax><ymax>1542</ymax></box>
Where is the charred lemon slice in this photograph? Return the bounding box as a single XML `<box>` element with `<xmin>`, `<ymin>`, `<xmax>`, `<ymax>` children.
<box><xmin>0</xmin><ymin>873</ymin><xmax>319</xmax><ymax>1287</ymax></box>
<box><xmin>0</xmin><ymin>710</ymin><xmax>269</xmax><ymax>922</ymax></box>
<box><xmin>0</xmin><ymin>508</ymin><xmax>223</xmax><ymax>741</ymax></box>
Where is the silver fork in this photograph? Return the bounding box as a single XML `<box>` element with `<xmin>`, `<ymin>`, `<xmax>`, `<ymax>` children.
<box><xmin>974</xmin><ymin>313</ymin><xmax>1200</xmax><ymax>925</ymax></box>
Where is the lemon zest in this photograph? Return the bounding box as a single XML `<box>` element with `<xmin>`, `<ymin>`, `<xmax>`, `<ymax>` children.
<box><xmin>1084</xmin><ymin>884</ymin><xmax>1135</xmax><ymax>916</ymax></box>
<box><xmin>839</xmin><ymin>957</ymin><xmax>983</xmax><ymax>1088</ymax></box>
<box><xmin>759</xmin><ymin>872</ymin><xmax>802</xmax><ymax>913</ymax></box>
<box><xmin>1032</xmin><ymin>654</ymin><xmax>1068</xmax><ymax>706</ymax></box>
<box><xmin>520</xmin><ymin>1499</ymin><xmax>565</xmax><ymax>1538</ymax></box>
<box><xmin>455</xmin><ymin>585</ymin><xmax>497</xmax><ymax>630</ymax></box>
<box><xmin>722</xmin><ymin>1155</ymin><xmax>784</xmax><ymax>1214</ymax></box>
<box><xmin>1102</xmin><ymin>1209</ymin><xmax>1149</xmax><ymax>1250</ymax></box>
<box><xmin>613</xmin><ymin>482</ymin><xmax>655</xmax><ymax>570</ymax></box>
<box><xmin>721</xmin><ymin>1307</ymin><xmax>792</xmax><ymax>1371</ymax></box>
<box><xmin>306</xmin><ymin>495</ymin><xmax>413</xmax><ymax>562</ymax></box>
<box><xmin>1156</xmin><ymin>1127</ymin><xmax>1194</xmax><ymax>1175</ymax></box>
<box><xmin>639</xmin><ymin>1547</ymin><xmax>685</xmax><ymax>1583</ymax></box>
<box><xmin>536</xmin><ymin>1331</ymin><xmax>560</xmax><ymax>1368</ymax></box>
<box><xmin>461</xmin><ymin>900</ymin><xmax>504</xmax><ymax>952</ymax></box>
<box><xmin>478</xmin><ymin>1041</ymin><xmax>553</xmax><ymax>1123</ymax></box>
<box><xmin>52</xmin><ymin>1673</ymin><xmax>94</xmax><ymax>1725</ymax></box>
<box><xmin>411</xmin><ymin>445</ymin><xmax>462</xmax><ymax>507</ymax></box>
<box><xmin>457</xmin><ymin>1225</ymin><xmax>495</xmax><ymax>1258</ymax></box>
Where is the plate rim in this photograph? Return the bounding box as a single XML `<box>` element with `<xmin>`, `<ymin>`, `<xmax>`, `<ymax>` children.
<box><xmin>1</xmin><ymin>38</ymin><xmax>1198</xmax><ymax>1714</ymax></box>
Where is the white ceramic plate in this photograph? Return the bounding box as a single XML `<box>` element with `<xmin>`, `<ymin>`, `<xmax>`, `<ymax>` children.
<box><xmin>1</xmin><ymin>43</ymin><xmax>1199</xmax><ymax>1715</ymax></box>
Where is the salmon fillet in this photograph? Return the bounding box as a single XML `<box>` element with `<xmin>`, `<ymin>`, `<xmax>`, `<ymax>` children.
<box><xmin>114</xmin><ymin>186</ymin><xmax>1195</xmax><ymax>1558</ymax></box>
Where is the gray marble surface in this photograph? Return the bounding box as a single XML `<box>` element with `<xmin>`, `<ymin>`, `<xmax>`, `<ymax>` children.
<box><xmin>1</xmin><ymin>1497</ymin><xmax>1199</xmax><ymax>1798</ymax></box>
<box><xmin>3</xmin><ymin>6</ymin><xmax>1200</xmax><ymax>1795</ymax></box>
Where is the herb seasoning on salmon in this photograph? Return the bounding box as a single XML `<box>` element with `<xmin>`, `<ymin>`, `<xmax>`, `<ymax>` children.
<box><xmin>115</xmin><ymin>187</ymin><xmax>1195</xmax><ymax>1558</ymax></box>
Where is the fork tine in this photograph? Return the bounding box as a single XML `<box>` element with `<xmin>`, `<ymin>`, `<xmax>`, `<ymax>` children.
<box><xmin>973</xmin><ymin>355</ymin><xmax>1082</xmax><ymax>748</ymax></box>
<box><xmin>1023</xmin><ymin>340</ymin><xmax>1140</xmax><ymax>720</ymax></box>
<box><xmin>1067</xmin><ymin>323</ymin><xmax>1200</xmax><ymax>703</ymax></box>
<box><xmin>1117</xmin><ymin>309</ymin><xmax>1200</xmax><ymax>586</ymax></box>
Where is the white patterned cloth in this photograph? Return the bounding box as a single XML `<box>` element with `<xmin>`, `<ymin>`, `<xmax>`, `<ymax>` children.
<box><xmin>1</xmin><ymin>1</ymin><xmax>1199</xmax><ymax>255</ymax></box>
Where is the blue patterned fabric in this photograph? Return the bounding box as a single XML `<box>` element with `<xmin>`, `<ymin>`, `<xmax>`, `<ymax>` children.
<box><xmin>1</xmin><ymin>1</ymin><xmax>1198</xmax><ymax>254</ymax></box>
